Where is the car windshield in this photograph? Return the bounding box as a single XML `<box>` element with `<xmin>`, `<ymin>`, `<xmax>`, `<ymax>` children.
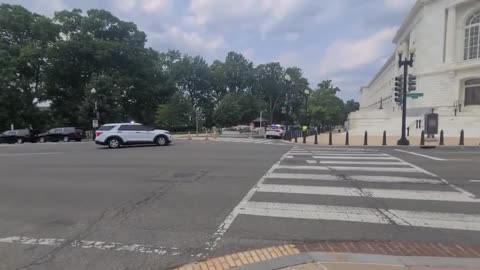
<box><xmin>2</xmin><ymin>2</ymin><xmax>478</xmax><ymax>270</ymax></box>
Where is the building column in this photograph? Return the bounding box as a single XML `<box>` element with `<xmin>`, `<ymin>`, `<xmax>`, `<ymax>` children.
<box><xmin>445</xmin><ymin>6</ymin><xmax>457</xmax><ymax>63</ymax></box>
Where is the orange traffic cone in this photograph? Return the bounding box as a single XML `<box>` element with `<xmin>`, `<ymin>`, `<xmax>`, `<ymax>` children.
<box><xmin>213</xmin><ymin>130</ymin><xmax>217</xmax><ymax>140</ymax></box>
<box><xmin>187</xmin><ymin>131</ymin><xmax>192</xmax><ymax>140</ymax></box>
<box><xmin>204</xmin><ymin>130</ymin><xmax>209</xmax><ymax>142</ymax></box>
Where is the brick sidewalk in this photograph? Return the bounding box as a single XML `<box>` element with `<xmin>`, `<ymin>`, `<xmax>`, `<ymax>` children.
<box><xmin>174</xmin><ymin>241</ymin><xmax>480</xmax><ymax>270</ymax></box>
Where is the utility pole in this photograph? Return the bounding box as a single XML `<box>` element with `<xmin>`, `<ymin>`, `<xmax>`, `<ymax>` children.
<box><xmin>396</xmin><ymin>44</ymin><xmax>415</xmax><ymax>146</ymax></box>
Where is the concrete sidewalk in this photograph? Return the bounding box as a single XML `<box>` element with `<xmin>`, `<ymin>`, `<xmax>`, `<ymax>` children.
<box><xmin>236</xmin><ymin>252</ymin><xmax>480</xmax><ymax>270</ymax></box>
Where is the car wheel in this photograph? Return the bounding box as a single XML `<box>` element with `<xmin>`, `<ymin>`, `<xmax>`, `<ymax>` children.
<box><xmin>107</xmin><ymin>138</ymin><xmax>121</xmax><ymax>149</ymax></box>
<box><xmin>16</xmin><ymin>138</ymin><xmax>24</xmax><ymax>144</ymax></box>
<box><xmin>63</xmin><ymin>136</ymin><xmax>69</xmax><ymax>142</ymax></box>
<box><xmin>39</xmin><ymin>137</ymin><xmax>46</xmax><ymax>143</ymax></box>
<box><xmin>155</xmin><ymin>135</ymin><xmax>167</xmax><ymax>146</ymax></box>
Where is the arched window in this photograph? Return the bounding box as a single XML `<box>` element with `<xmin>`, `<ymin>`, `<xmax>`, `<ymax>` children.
<box><xmin>464</xmin><ymin>11</ymin><xmax>480</xmax><ymax>60</ymax></box>
<box><xmin>465</xmin><ymin>79</ymin><xmax>480</xmax><ymax>105</ymax></box>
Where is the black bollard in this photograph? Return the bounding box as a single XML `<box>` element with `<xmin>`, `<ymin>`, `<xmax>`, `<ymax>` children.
<box><xmin>345</xmin><ymin>131</ymin><xmax>349</xmax><ymax>146</ymax></box>
<box><xmin>420</xmin><ymin>130</ymin><xmax>425</xmax><ymax>146</ymax></box>
<box><xmin>294</xmin><ymin>131</ymin><xmax>298</xmax><ymax>143</ymax></box>
<box><xmin>314</xmin><ymin>131</ymin><xmax>318</xmax><ymax>145</ymax></box>
<box><xmin>382</xmin><ymin>131</ymin><xmax>387</xmax><ymax>146</ymax></box>
<box><xmin>460</xmin><ymin>130</ymin><xmax>464</xmax><ymax>146</ymax></box>
<box><xmin>439</xmin><ymin>130</ymin><xmax>444</xmax><ymax>146</ymax></box>
<box><xmin>329</xmin><ymin>131</ymin><xmax>333</xmax><ymax>146</ymax></box>
<box><xmin>363</xmin><ymin>131</ymin><xmax>368</xmax><ymax>146</ymax></box>
<box><xmin>407</xmin><ymin>127</ymin><xmax>410</xmax><ymax>137</ymax></box>
<box><xmin>303</xmin><ymin>131</ymin><xmax>306</xmax><ymax>144</ymax></box>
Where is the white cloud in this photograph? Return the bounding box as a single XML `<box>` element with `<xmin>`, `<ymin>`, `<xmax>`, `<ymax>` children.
<box><xmin>285</xmin><ymin>32</ymin><xmax>300</xmax><ymax>42</ymax></box>
<box><xmin>278</xmin><ymin>51</ymin><xmax>300</xmax><ymax>67</ymax></box>
<box><xmin>318</xmin><ymin>27</ymin><xmax>397</xmax><ymax>76</ymax></box>
<box><xmin>148</xmin><ymin>26</ymin><xmax>226</xmax><ymax>53</ymax></box>
<box><xmin>384</xmin><ymin>0</ymin><xmax>416</xmax><ymax>11</ymax></box>
<box><xmin>186</xmin><ymin>0</ymin><xmax>333</xmax><ymax>35</ymax></box>
<box><xmin>115</xmin><ymin>0</ymin><xmax>137</xmax><ymax>11</ymax></box>
<box><xmin>141</xmin><ymin>0</ymin><xmax>170</xmax><ymax>13</ymax></box>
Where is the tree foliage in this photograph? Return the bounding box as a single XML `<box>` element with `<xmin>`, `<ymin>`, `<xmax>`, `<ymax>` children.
<box><xmin>0</xmin><ymin>4</ymin><xmax>354</xmax><ymax>132</ymax></box>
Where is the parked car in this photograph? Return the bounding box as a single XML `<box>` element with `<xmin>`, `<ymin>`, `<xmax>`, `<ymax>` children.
<box><xmin>38</xmin><ymin>127</ymin><xmax>85</xmax><ymax>143</ymax></box>
<box><xmin>266</xmin><ymin>124</ymin><xmax>286</xmax><ymax>139</ymax></box>
<box><xmin>0</xmin><ymin>129</ymin><xmax>40</xmax><ymax>144</ymax></box>
<box><xmin>95</xmin><ymin>123</ymin><xmax>172</xmax><ymax>149</ymax></box>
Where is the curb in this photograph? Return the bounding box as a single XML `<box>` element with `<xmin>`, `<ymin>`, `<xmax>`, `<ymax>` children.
<box><xmin>234</xmin><ymin>252</ymin><xmax>480</xmax><ymax>270</ymax></box>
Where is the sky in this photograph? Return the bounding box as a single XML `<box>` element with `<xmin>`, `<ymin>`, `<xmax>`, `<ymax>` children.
<box><xmin>2</xmin><ymin>0</ymin><xmax>416</xmax><ymax>100</ymax></box>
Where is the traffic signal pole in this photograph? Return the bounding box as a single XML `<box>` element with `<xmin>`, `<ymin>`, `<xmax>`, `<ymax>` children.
<box><xmin>397</xmin><ymin>52</ymin><xmax>414</xmax><ymax>146</ymax></box>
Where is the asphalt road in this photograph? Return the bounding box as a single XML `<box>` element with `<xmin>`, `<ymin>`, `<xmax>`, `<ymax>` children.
<box><xmin>0</xmin><ymin>140</ymin><xmax>479</xmax><ymax>270</ymax></box>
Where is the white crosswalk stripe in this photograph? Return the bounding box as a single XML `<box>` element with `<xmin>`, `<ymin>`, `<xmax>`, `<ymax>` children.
<box><xmin>216</xmin><ymin>147</ymin><xmax>480</xmax><ymax>237</ymax></box>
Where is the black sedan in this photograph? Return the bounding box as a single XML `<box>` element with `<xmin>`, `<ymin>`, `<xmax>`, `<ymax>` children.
<box><xmin>0</xmin><ymin>129</ymin><xmax>40</xmax><ymax>144</ymax></box>
<box><xmin>38</xmin><ymin>127</ymin><xmax>85</xmax><ymax>143</ymax></box>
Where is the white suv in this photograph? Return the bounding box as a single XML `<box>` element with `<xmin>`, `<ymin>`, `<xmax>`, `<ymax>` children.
<box><xmin>95</xmin><ymin>123</ymin><xmax>172</xmax><ymax>148</ymax></box>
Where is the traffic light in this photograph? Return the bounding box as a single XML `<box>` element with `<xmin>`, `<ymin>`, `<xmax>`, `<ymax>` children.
<box><xmin>408</xmin><ymin>74</ymin><xmax>417</xmax><ymax>92</ymax></box>
<box><xmin>394</xmin><ymin>76</ymin><xmax>403</xmax><ymax>104</ymax></box>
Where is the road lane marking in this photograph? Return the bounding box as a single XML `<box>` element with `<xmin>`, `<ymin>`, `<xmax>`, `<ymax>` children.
<box><xmin>0</xmin><ymin>236</ymin><xmax>181</xmax><ymax>256</ymax></box>
<box><xmin>314</xmin><ymin>156</ymin><xmax>396</xmax><ymax>160</ymax></box>
<box><xmin>299</xmin><ymin>153</ymin><xmax>389</xmax><ymax>156</ymax></box>
<box><xmin>394</xmin><ymin>149</ymin><xmax>446</xmax><ymax>161</ymax></box>
<box><xmin>275</xmin><ymin>165</ymin><xmax>419</xmax><ymax>173</ymax></box>
<box><xmin>0</xmin><ymin>152</ymin><xmax>63</xmax><ymax>157</ymax></box>
<box><xmin>266</xmin><ymin>173</ymin><xmax>442</xmax><ymax>184</ymax></box>
<box><xmin>470</xmin><ymin>180</ymin><xmax>480</xmax><ymax>183</ymax></box>
<box><xmin>238</xmin><ymin>202</ymin><xmax>480</xmax><ymax>231</ymax></box>
<box><xmin>388</xmin><ymin>154</ymin><xmax>476</xmax><ymax>198</ymax></box>
<box><xmin>317</xmin><ymin>161</ymin><xmax>404</xmax><ymax>165</ymax></box>
<box><xmin>306</xmin><ymin>160</ymin><xmax>317</xmax><ymax>164</ymax></box>
<box><xmin>239</xmin><ymin>202</ymin><xmax>389</xmax><ymax>224</ymax></box>
<box><xmin>257</xmin><ymin>184</ymin><xmax>479</xmax><ymax>202</ymax></box>
<box><xmin>204</xmin><ymin>151</ymin><xmax>291</xmax><ymax>254</ymax></box>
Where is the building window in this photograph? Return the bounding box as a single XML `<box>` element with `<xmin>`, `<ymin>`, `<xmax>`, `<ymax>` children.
<box><xmin>464</xmin><ymin>11</ymin><xmax>480</xmax><ymax>60</ymax></box>
<box><xmin>465</xmin><ymin>79</ymin><xmax>480</xmax><ymax>106</ymax></box>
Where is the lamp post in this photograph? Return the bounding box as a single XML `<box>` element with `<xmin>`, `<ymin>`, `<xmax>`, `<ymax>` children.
<box><xmin>304</xmin><ymin>89</ymin><xmax>310</xmax><ymax>126</ymax></box>
<box><xmin>284</xmin><ymin>74</ymin><xmax>292</xmax><ymax>132</ymax></box>
<box><xmin>91</xmin><ymin>88</ymin><xmax>99</xmax><ymax>140</ymax></box>
<box><xmin>396</xmin><ymin>43</ymin><xmax>415</xmax><ymax>146</ymax></box>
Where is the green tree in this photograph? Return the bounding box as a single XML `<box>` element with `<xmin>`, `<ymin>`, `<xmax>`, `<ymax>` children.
<box><xmin>213</xmin><ymin>93</ymin><xmax>241</xmax><ymax>127</ymax></box>
<box><xmin>254</xmin><ymin>62</ymin><xmax>286</xmax><ymax>123</ymax></box>
<box><xmin>0</xmin><ymin>4</ymin><xmax>59</xmax><ymax>130</ymax></box>
<box><xmin>155</xmin><ymin>93</ymin><xmax>192</xmax><ymax>129</ymax></box>
<box><xmin>223</xmin><ymin>51</ymin><xmax>255</xmax><ymax>94</ymax></box>
<box><xmin>308</xmin><ymin>80</ymin><xmax>345</xmax><ymax>127</ymax></box>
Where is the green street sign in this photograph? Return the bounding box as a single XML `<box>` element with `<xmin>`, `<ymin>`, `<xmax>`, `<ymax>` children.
<box><xmin>406</xmin><ymin>93</ymin><xmax>424</xmax><ymax>98</ymax></box>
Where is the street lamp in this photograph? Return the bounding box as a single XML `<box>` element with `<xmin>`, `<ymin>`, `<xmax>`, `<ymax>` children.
<box><xmin>283</xmin><ymin>74</ymin><xmax>292</xmax><ymax>137</ymax></box>
<box><xmin>304</xmin><ymin>89</ymin><xmax>310</xmax><ymax>126</ymax></box>
<box><xmin>396</xmin><ymin>43</ymin><xmax>415</xmax><ymax>146</ymax></box>
<box><xmin>91</xmin><ymin>88</ymin><xmax>99</xmax><ymax>140</ymax></box>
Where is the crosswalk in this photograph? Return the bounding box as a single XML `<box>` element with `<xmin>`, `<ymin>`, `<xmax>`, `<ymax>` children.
<box><xmin>212</xmin><ymin>146</ymin><xmax>480</xmax><ymax>244</ymax></box>
<box><xmin>216</xmin><ymin>137</ymin><xmax>292</xmax><ymax>146</ymax></box>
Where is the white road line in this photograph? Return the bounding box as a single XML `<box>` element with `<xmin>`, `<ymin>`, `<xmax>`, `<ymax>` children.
<box><xmin>238</xmin><ymin>202</ymin><xmax>389</xmax><ymax>224</ymax></box>
<box><xmin>275</xmin><ymin>165</ymin><xmax>419</xmax><ymax>173</ymax></box>
<box><xmin>285</xmin><ymin>156</ymin><xmax>294</xmax><ymax>159</ymax></box>
<box><xmin>388</xmin><ymin>154</ymin><xmax>476</xmax><ymax>198</ymax></box>
<box><xmin>238</xmin><ymin>202</ymin><xmax>480</xmax><ymax>231</ymax></box>
<box><xmin>204</xmin><ymin>151</ymin><xmax>291</xmax><ymax>253</ymax></box>
<box><xmin>0</xmin><ymin>152</ymin><xmax>62</xmax><ymax>157</ymax></box>
<box><xmin>266</xmin><ymin>173</ymin><xmax>442</xmax><ymax>184</ymax></box>
<box><xmin>257</xmin><ymin>184</ymin><xmax>479</xmax><ymax>202</ymax></box>
<box><xmin>395</xmin><ymin>149</ymin><xmax>446</xmax><ymax>161</ymax></box>
<box><xmin>470</xmin><ymin>180</ymin><xmax>480</xmax><ymax>183</ymax></box>
<box><xmin>314</xmin><ymin>156</ymin><xmax>396</xmax><ymax>160</ymax></box>
<box><xmin>0</xmin><ymin>236</ymin><xmax>180</xmax><ymax>256</ymax></box>
<box><xmin>305</xmin><ymin>153</ymin><xmax>389</xmax><ymax>156</ymax></box>
<box><xmin>317</xmin><ymin>161</ymin><xmax>404</xmax><ymax>165</ymax></box>
<box><xmin>306</xmin><ymin>160</ymin><xmax>317</xmax><ymax>164</ymax></box>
